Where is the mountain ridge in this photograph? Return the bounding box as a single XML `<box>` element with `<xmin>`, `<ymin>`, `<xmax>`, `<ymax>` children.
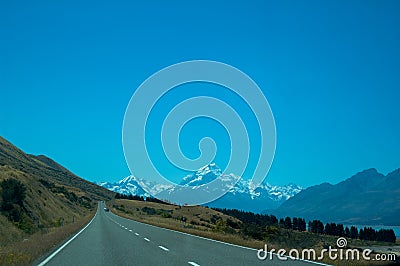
<box><xmin>0</xmin><ymin>136</ymin><xmax>114</xmax><ymax>234</ymax></box>
<box><xmin>0</xmin><ymin>136</ymin><xmax>113</xmax><ymax>201</ymax></box>
<box><xmin>274</xmin><ymin>168</ymin><xmax>400</xmax><ymax>225</ymax></box>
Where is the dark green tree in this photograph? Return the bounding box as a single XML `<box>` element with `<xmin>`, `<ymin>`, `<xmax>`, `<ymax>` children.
<box><xmin>310</xmin><ymin>220</ymin><xmax>324</xmax><ymax>234</ymax></box>
<box><xmin>359</xmin><ymin>228</ymin><xmax>365</xmax><ymax>240</ymax></box>
<box><xmin>337</xmin><ymin>224</ymin><xmax>344</xmax><ymax>237</ymax></box>
<box><xmin>292</xmin><ymin>217</ymin><xmax>299</xmax><ymax>230</ymax></box>
<box><xmin>349</xmin><ymin>226</ymin><xmax>358</xmax><ymax>239</ymax></box>
<box><xmin>325</xmin><ymin>223</ymin><xmax>332</xmax><ymax>235</ymax></box>
<box><xmin>1</xmin><ymin>178</ymin><xmax>26</xmax><ymax>210</ymax></box>
<box><xmin>298</xmin><ymin>218</ymin><xmax>307</xmax><ymax>231</ymax></box>
<box><xmin>344</xmin><ymin>226</ymin><xmax>350</xmax><ymax>237</ymax></box>
<box><xmin>279</xmin><ymin>218</ymin><xmax>285</xmax><ymax>228</ymax></box>
<box><xmin>284</xmin><ymin>216</ymin><xmax>292</xmax><ymax>229</ymax></box>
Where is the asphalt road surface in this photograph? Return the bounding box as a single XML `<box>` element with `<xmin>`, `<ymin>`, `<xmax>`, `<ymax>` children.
<box><xmin>37</xmin><ymin>202</ymin><xmax>324</xmax><ymax>266</ymax></box>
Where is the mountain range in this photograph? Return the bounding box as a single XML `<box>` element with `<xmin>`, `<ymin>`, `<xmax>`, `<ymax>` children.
<box><xmin>99</xmin><ymin>163</ymin><xmax>303</xmax><ymax>213</ymax></box>
<box><xmin>100</xmin><ymin>164</ymin><xmax>400</xmax><ymax>226</ymax></box>
<box><xmin>274</xmin><ymin>168</ymin><xmax>400</xmax><ymax>225</ymax></box>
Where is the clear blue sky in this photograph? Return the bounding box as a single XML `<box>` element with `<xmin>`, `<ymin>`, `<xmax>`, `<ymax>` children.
<box><xmin>1</xmin><ymin>1</ymin><xmax>399</xmax><ymax>187</ymax></box>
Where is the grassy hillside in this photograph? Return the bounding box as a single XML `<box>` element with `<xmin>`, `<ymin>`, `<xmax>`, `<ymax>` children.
<box><xmin>0</xmin><ymin>136</ymin><xmax>114</xmax><ymax>201</ymax></box>
<box><xmin>0</xmin><ymin>136</ymin><xmax>114</xmax><ymax>265</ymax></box>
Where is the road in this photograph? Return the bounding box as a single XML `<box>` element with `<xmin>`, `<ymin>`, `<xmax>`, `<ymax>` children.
<box><xmin>37</xmin><ymin>202</ymin><xmax>324</xmax><ymax>266</ymax></box>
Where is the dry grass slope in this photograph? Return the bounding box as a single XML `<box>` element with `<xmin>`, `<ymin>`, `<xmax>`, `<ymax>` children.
<box><xmin>0</xmin><ymin>136</ymin><xmax>115</xmax><ymax>265</ymax></box>
<box><xmin>0</xmin><ymin>136</ymin><xmax>114</xmax><ymax>201</ymax></box>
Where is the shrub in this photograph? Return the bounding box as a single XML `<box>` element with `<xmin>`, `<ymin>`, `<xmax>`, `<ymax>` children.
<box><xmin>161</xmin><ymin>212</ymin><xmax>172</xmax><ymax>218</ymax></box>
<box><xmin>1</xmin><ymin>178</ymin><xmax>26</xmax><ymax>208</ymax></box>
<box><xmin>1</xmin><ymin>179</ymin><xmax>27</xmax><ymax>224</ymax></box>
<box><xmin>141</xmin><ymin>206</ymin><xmax>156</xmax><ymax>215</ymax></box>
<box><xmin>214</xmin><ymin>219</ymin><xmax>227</xmax><ymax>232</ymax></box>
<box><xmin>7</xmin><ymin>206</ymin><xmax>23</xmax><ymax>222</ymax></box>
<box><xmin>226</xmin><ymin>218</ymin><xmax>239</xmax><ymax>229</ymax></box>
<box><xmin>190</xmin><ymin>220</ymin><xmax>200</xmax><ymax>225</ymax></box>
<box><xmin>210</xmin><ymin>214</ymin><xmax>220</xmax><ymax>224</ymax></box>
<box><xmin>39</xmin><ymin>179</ymin><xmax>55</xmax><ymax>189</ymax></box>
<box><xmin>240</xmin><ymin>223</ymin><xmax>265</xmax><ymax>240</ymax></box>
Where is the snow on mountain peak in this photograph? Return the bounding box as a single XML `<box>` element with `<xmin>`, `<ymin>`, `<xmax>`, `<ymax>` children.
<box><xmin>98</xmin><ymin>163</ymin><xmax>303</xmax><ymax>213</ymax></box>
<box><xmin>181</xmin><ymin>163</ymin><xmax>223</xmax><ymax>186</ymax></box>
<box><xmin>196</xmin><ymin>163</ymin><xmax>221</xmax><ymax>175</ymax></box>
<box><xmin>118</xmin><ymin>175</ymin><xmax>136</xmax><ymax>185</ymax></box>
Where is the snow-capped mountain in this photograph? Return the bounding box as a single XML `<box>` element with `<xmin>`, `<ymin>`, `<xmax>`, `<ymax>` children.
<box><xmin>177</xmin><ymin>163</ymin><xmax>302</xmax><ymax>212</ymax></box>
<box><xmin>208</xmin><ymin>179</ymin><xmax>303</xmax><ymax>213</ymax></box>
<box><xmin>98</xmin><ymin>176</ymin><xmax>149</xmax><ymax>197</ymax></box>
<box><xmin>180</xmin><ymin>163</ymin><xmax>222</xmax><ymax>186</ymax></box>
<box><xmin>98</xmin><ymin>175</ymin><xmax>174</xmax><ymax>197</ymax></box>
<box><xmin>99</xmin><ymin>163</ymin><xmax>303</xmax><ymax>213</ymax></box>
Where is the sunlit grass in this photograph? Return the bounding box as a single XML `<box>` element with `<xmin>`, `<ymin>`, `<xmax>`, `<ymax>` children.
<box><xmin>0</xmin><ymin>211</ymin><xmax>95</xmax><ymax>265</ymax></box>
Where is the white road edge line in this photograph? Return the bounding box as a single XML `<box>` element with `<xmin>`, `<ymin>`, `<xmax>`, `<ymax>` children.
<box><xmin>188</xmin><ymin>261</ymin><xmax>200</xmax><ymax>266</ymax></box>
<box><xmin>158</xmin><ymin>245</ymin><xmax>169</xmax><ymax>251</ymax></box>
<box><xmin>144</xmin><ymin>237</ymin><xmax>150</xmax><ymax>242</ymax></box>
<box><xmin>38</xmin><ymin>209</ymin><xmax>98</xmax><ymax>266</ymax></box>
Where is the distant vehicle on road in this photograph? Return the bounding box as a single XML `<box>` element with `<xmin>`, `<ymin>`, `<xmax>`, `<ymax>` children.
<box><xmin>104</xmin><ymin>207</ymin><xmax>109</xmax><ymax>212</ymax></box>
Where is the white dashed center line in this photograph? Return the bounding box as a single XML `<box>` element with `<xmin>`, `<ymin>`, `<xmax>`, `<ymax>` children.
<box><xmin>158</xmin><ymin>245</ymin><xmax>169</xmax><ymax>251</ymax></box>
<box><xmin>144</xmin><ymin>238</ymin><xmax>150</xmax><ymax>242</ymax></box>
<box><xmin>135</xmin><ymin>233</ymin><xmax>139</xmax><ymax>236</ymax></box>
<box><xmin>129</xmin><ymin>229</ymin><xmax>132</xmax><ymax>232</ymax></box>
<box><xmin>188</xmin><ymin>262</ymin><xmax>200</xmax><ymax>266</ymax></box>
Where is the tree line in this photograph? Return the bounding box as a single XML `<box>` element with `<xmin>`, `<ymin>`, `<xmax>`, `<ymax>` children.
<box><xmin>115</xmin><ymin>193</ymin><xmax>144</xmax><ymax>201</ymax></box>
<box><xmin>214</xmin><ymin>208</ymin><xmax>307</xmax><ymax>231</ymax></box>
<box><xmin>216</xmin><ymin>208</ymin><xmax>396</xmax><ymax>243</ymax></box>
<box><xmin>308</xmin><ymin>220</ymin><xmax>396</xmax><ymax>243</ymax></box>
<box><xmin>114</xmin><ymin>192</ymin><xmax>171</xmax><ymax>205</ymax></box>
<box><xmin>212</xmin><ymin>208</ymin><xmax>307</xmax><ymax>240</ymax></box>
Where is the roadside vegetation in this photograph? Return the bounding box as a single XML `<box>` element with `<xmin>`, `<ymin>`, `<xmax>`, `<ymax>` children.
<box><xmin>0</xmin><ymin>136</ymin><xmax>113</xmax><ymax>265</ymax></box>
<box><xmin>0</xmin><ymin>176</ymin><xmax>96</xmax><ymax>265</ymax></box>
<box><xmin>216</xmin><ymin>208</ymin><xmax>396</xmax><ymax>243</ymax></box>
<box><xmin>0</xmin><ymin>211</ymin><xmax>94</xmax><ymax>265</ymax></box>
<box><xmin>111</xmin><ymin>195</ymin><xmax>399</xmax><ymax>265</ymax></box>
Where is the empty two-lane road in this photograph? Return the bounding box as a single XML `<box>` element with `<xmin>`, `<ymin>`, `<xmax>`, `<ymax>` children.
<box><xmin>38</xmin><ymin>203</ymin><xmax>322</xmax><ymax>266</ymax></box>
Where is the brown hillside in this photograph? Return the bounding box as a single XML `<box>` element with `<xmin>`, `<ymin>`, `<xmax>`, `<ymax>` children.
<box><xmin>0</xmin><ymin>136</ymin><xmax>114</xmax><ymax>201</ymax></box>
<box><xmin>0</xmin><ymin>136</ymin><xmax>114</xmax><ymax>264</ymax></box>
